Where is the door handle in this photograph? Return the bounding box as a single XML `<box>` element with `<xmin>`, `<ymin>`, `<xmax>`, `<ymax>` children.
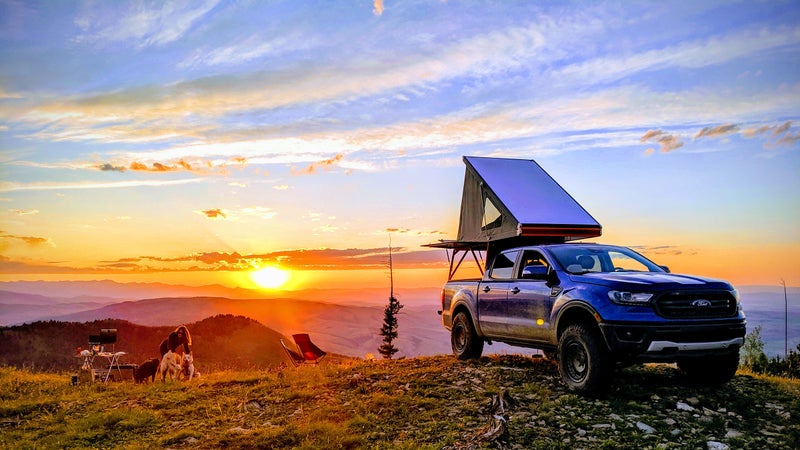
<box><xmin>511</xmin><ymin>287</ymin><xmax>520</xmax><ymax>294</ymax></box>
<box><xmin>483</xmin><ymin>286</ymin><xmax>491</xmax><ymax>293</ymax></box>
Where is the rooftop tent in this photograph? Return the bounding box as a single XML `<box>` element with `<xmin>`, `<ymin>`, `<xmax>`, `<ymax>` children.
<box><xmin>456</xmin><ymin>156</ymin><xmax>602</xmax><ymax>245</ymax></box>
<box><xmin>425</xmin><ymin>156</ymin><xmax>602</xmax><ymax>278</ymax></box>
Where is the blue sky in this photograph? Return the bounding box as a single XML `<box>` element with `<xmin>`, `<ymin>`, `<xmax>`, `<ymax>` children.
<box><xmin>0</xmin><ymin>0</ymin><xmax>798</xmax><ymax>288</ymax></box>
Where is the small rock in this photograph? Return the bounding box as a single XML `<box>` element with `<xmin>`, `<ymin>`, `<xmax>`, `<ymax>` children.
<box><xmin>664</xmin><ymin>418</ymin><xmax>676</xmax><ymax>426</ymax></box>
<box><xmin>671</xmin><ymin>429</ymin><xmax>681</xmax><ymax>436</ymax></box>
<box><xmin>592</xmin><ymin>423</ymin><xmax>612</xmax><ymax>429</ymax></box>
<box><xmin>707</xmin><ymin>441</ymin><xmax>729</xmax><ymax>450</ymax></box>
<box><xmin>636</xmin><ymin>422</ymin><xmax>656</xmax><ymax>434</ymax></box>
<box><xmin>577</xmin><ymin>428</ymin><xmax>587</xmax><ymax>437</ymax></box>
<box><xmin>686</xmin><ymin>397</ymin><xmax>701</xmax><ymax>406</ymax></box>
<box><xmin>725</xmin><ymin>429</ymin><xmax>742</xmax><ymax>438</ymax></box>
<box><xmin>677</xmin><ymin>402</ymin><xmax>695</xmax><ymax>412</ymax></box>
<box><xmin>609</xmin><ymin>413</ymin><xmax>622</xmax><ymax>421</ymax></box>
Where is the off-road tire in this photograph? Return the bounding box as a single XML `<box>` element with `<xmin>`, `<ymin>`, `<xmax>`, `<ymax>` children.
<box><xmin>557</xmin><ymin>322</ymin><xmax>611</xmax><ymax>396</ymax></box>
<box><xmin>451</xmin><ymin>311</ymin><xmax>484</xmax><ymax>359</ymax></box>
<box><xmin>677</xmin><ymin>352</ymin><xmax>739</xmax><ymax>386</ymax></box>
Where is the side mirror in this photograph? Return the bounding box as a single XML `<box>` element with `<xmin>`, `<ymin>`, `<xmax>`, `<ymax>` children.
<box><xmin>659</xmin><ymin>265</ymin><xmax>670</xmax><ymax>273</ymax></box>
<box><xmin>522</xmin><ymin>265</ymin><xmax>549</xmax><ymax>280</ymax></box>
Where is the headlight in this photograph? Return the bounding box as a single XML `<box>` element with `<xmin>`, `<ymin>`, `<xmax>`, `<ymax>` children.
<box><xmin>608</xmin><ymin>290</ymin><xmax>653</xmax><ymax>305</ymax></box>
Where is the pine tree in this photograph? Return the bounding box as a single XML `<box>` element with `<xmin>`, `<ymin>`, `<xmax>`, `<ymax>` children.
<box><xmin>378</xmin><ymin>239</ymin><xmax>403</xmax><ymax>359</ymax></box>
<box><xmin>378</xmin><ymin>294</ymin><xmax>403</xmax><ymax>359</ymax></box>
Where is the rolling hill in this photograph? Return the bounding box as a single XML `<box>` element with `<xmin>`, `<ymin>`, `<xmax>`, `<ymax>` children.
<box><xmin>0</xmin><ymin>314</ymin><xmax>354</xmax><ymax>373</ymax></box>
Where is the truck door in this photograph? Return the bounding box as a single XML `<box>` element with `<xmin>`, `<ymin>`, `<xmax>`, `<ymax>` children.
<box><xmin>478</xmin><ymin>250</ymin><xmax>519</xmax><ymax>336</ymax></box>
<box><xmin>506</xmin><ymin>250</ymin><xmax>555</xmax><ymax>342</ymax></box>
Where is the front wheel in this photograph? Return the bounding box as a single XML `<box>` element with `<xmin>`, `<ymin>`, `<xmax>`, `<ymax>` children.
<box><xmin>451</xmin><ymin>311</ymin><xmax>484</xmax><ymax>359</ymax></box>
<box><xmin>557</xmin><ymin>323</ymin><xmax>611</xmax><ymax>396</ymax></box>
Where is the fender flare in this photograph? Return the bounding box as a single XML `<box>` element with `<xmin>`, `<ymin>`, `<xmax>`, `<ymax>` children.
<box><xmin>449</xmin><ymin>292</ymin><xmax>484</xmax><ymax>337</ymax></box>
<box><xmin>551</xmin><ymin>300</ymin><xmax>607</xmax><ymax>348</ymax></box>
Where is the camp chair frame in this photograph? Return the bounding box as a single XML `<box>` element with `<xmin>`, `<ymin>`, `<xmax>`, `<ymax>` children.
<box><xmin>280</xmin><ymin>333</ymin><xmax>326</xmax><ymax>366</ymax></box>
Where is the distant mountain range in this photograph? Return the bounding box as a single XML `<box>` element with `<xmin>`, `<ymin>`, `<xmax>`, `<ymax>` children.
<box><xmin>0</xmin><ymin>280</ymin><xmax>452</xmax><ymax>358</ymax></box>
<box><xmin>1</xmin><ymin>280</ymin><xmax>797</xmax><ymax>359</ymax></box>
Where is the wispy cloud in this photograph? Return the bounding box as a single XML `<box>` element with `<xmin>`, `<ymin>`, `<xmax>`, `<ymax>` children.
<box><xmin>180</xmin><ymin>32</ymin><xmax>314</xmax><ymax>68</ymax></box>
<box><xmin>74</xmin><ymin>0</ymin><xmax>221</xmax><ymax>49</ymax></box>
<box><xmin>196</xmin><ymin>206</ymin><xmax>276</xmax><ymax>221</ymax></box>
<box><xmin>1</xmin><ymin>233</ymin><xmax>53</xmax><ymax>246</ymax></box>
<box><xmin>695</xmin><ymin>124</ymin><xmax>739</xmax><ymax>139</ymax></box>
<box><xmin>199</xmin><ymin>208</ymin><xmax>226</xmax><ymax>219</ymax></box>
<box><xmin>0</xmin><ymin>178</ymin><xmax>205</xmax><ymax>193</ymax></box>
<box><xmin>0</xmin><ymin>246</ymin><xmax>446</xmax><ymax>275</ymax></box>
<box><xmin>557</xmin><ymin>26</ymin><xmax>800</xmax><ymax>84</ymax></box>
<box><xmin>8</xmin><ymin>209</ymin><xmax>39</xmax><ymax>216</ymax></box>
<box><xmin>291</xmin><ymin>154</ymin><xmax>345</xmax><ymax>176</ymax></box>
<box><xmin>640</xmin><ymin>129</ymin><xmax>684</xmax><ymax>153</ymax></box>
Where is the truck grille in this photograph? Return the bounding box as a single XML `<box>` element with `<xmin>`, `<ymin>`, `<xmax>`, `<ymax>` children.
<box><xmin>653</xmin><ymin>291</ymin><xmax>738</xmax><ymax>319</ymax></box>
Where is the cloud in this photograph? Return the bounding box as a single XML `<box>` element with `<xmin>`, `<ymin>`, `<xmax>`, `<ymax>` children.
<box><xmin>385</xmin><ymin>227</ymin><xmax>448</xmax><ymax>236</ymax></box>
<box><xmin>74</xmin><ymin>0</ymin><xmax>221</xmax><ymax>49</ymax></box>
<box><xmin>199</xmin><ymin>208</ymin><xmax>226</xmax><ymax>219</ymax></box>
<box><xmin>291</xmin><ymin>153</ymin><xmax>344</xmax><ymax>176</ymax></box>
<box><xmin>0</xmin><ymin>178</ymin><xmax>205</xmax><ymax>193</ymax></box>
<box><xmin>95</xmin><ymin>157</ymin><xmax>246</xmax><ymax>175</ymax></box>
<box><xmin>373</xmin><ymin>0</ymin><xmax>384</xmax><ymax>16</ymax></box>
<box><xmin>97</xmin><ymin>163</ymin><xmax>127</xmax><ymax>172</ymax></box>
<box><xmin>1</xmin><ymin>233</ymin><xmax>52</xmax><ymax>246</ymax></box>
<box><xmin>197</xmin><ymin>206</ymin><xmax>276</xmax><ymax>221</ymax></box>
<box><xmin>695</xmin><ymin>124</ymin><xmax>739</xmax><ymax>139</ymax></box>
<box><xmin>0</xmin><ymin>245</ymin><xmax>448</xmax><ymax>274</ymax></box>
<box><xmin>8</xmin><ymin>209</ymin><xmax>39</xmax><ymax>216</ymax></box>
<box><xmin>180</xmin><ymin>32</ymin><xmax>314</xmax><ymax>69</ymax></box>
<box><xmin>556</xmin><ymin>25</ymin><xmax>800</xmax><ymax>85</ymax></box>
<box><xmin>742</xmin><ymin>121</ymin><xmax>798</xmax><ymax>148</ymax></box>
<box><xmin>639</xmin><ymin>129</ymin><xmax>684</xmax><ymax>153</ymax></box>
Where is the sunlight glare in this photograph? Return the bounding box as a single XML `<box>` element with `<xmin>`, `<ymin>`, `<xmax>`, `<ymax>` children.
<box><xmin>250</xmin><ymin>266</ymin><xmax>291</xmax><ymax>289</ymax></box>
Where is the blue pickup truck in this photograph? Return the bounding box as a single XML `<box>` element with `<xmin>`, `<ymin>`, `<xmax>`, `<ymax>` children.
<box><xmin>440</xmin><ymin>242</ymin><xmax>746</xmax><ymax>395</ymax></box>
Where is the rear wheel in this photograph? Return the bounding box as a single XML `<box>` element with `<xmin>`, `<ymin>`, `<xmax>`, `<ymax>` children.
<box><xmin>451</xmin><ymin>311</ymin><xmax>484</xmax><ymax>359</ymax></box>
<box><xmin>558</xmin><ymin>323</ymin><xmax>611</xmax><ymax>396</ymax></box>
<box><xmin>678</xmin><ymin>352</ymin><xmax>739</xmax><ymax>385</ymax></box>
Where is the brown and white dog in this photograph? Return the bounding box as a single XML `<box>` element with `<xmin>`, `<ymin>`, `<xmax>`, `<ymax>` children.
<box><xmin>157</xmin><ymin>351</ymin><xmax>182</xmax><ymax>381</ymax></box>
<box><xmin>134</xmin><ymin>358</ymin><xmax>159</xmax><ymax>383</ymax></box>
<box><xmin>181</xmin><ymin>353</ymin><xmax>200</xmax><ymax>380</ymax></box>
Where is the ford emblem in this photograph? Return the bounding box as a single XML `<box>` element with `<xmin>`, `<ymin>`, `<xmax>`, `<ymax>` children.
<box><xmin>691</xmin><ymin>299</ymin><xmax>712</xmax><ymax>308</ymax></box>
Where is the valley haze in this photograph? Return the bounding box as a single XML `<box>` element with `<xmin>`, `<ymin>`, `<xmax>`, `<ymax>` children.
<box><xmin>1</xmin><ymin>280</ymin><xmax>796</xmax><ymax>359</ymax></box>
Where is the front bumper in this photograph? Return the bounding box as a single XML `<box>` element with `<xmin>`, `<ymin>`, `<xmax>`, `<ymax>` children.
<box><xmin>599</xmin><ymin>319</ymin><xmax>746</xmax><ymax>362</ymax></box>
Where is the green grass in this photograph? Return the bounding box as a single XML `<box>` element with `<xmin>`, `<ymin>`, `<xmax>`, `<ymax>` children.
<box><xmin>1</xmin><ymin>356</ymin><xmax>799</xmax><ymax>449</ymax></box>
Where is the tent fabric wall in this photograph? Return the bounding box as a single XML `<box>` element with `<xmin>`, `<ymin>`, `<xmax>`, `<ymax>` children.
<box><xmin>456</xmin><ymin>156</ymin><xmax>602</xmax><ymax>244</ymax></box>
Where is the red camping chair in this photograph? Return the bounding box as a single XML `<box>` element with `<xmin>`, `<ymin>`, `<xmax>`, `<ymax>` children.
<box><xmin>280</xmin><ymin>334</ymin><xmax>326</xmax><ymax>366</ymax></box>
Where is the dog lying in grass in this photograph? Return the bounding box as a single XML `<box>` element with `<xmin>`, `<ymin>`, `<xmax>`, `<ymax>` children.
<box><xmin>181</xmin><ymin>353</ymin><xmax>200</xmax><ymax>380</ymax></box>
<box><xmin>157</xmin><ymin>351</ymin><xmax>182</xmax><ymax>381</ymax></box>
<box><xmin>134</xmin><ymin>358</ymin><xmax>159</xmax><ymax>383</ymax></box>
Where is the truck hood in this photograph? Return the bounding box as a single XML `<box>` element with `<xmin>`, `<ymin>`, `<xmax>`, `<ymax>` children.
<box><xmin>567</xmin><ymin>272</ymin><xmax>733</xmax><ymax>290</ymax></box>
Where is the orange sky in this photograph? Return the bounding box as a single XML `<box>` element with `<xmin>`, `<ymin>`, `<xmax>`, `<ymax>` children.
<box><xmin>1</xmin><ymin>2</ymin><xmax>798</xmax><ymax>292</ymax></box>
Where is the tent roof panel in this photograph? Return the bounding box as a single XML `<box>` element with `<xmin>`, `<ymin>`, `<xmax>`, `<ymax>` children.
<box><xmin>465</xmin><ymin>156</ymin><xmax>600</xmax><ymax>227</ymax></box>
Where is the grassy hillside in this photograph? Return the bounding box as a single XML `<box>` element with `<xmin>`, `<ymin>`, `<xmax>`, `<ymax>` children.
<box><xmin>1</xmin><ymin>356</ymin><xmax>797</xmax><ymax>449</ymax></box>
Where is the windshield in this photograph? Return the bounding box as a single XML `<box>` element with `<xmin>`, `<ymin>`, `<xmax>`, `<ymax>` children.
<box><xmin>547</xmin><ymin>245</ymin><xmax>664</xmax><ymax>274</ymax></box>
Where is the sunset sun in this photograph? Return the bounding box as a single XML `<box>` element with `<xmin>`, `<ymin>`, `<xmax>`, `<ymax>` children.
<box><xmin>250</xmin><ymin>267</ymin><xmax>291</xmax><ymax>289</ymax></box>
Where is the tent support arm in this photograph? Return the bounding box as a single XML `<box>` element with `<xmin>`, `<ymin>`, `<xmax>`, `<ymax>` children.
<box><xmin>447</xmin><ymin>248</ymin><xmax>485</xmax><ymax>281</ymax></box>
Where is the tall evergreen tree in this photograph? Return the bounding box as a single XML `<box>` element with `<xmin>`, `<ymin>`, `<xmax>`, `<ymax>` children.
<box><xmin>378</xmin><ymin>239</ymin><xmax>403</xmax><ymax>359</ymax></box>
